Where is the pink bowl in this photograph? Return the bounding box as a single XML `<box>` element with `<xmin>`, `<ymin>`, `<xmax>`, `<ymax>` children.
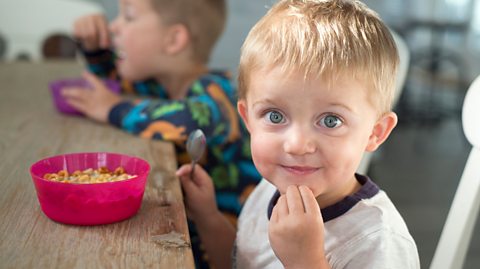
<box><xmin>49</xmin><ymin>78</ymin><xmax>121</xmax><ymax>115</ymax></box>
<box><xmin>30</xmin><ymin>152</ymin><xmax>150</xmax><ymax>225</ymax></box>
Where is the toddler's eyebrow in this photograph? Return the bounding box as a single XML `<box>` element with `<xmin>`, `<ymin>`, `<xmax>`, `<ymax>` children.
<box><xmin>251</xmin><ymin>99</ymin><xmax>278</xmax><ymax>109</ymax></box>
<box><xmin>251</xmin><ymin>98</ymin><xmax>356</xmax><ymax>115</ymax></box>
<box><xmin>327</xmin><ymin>103</ymin><xmax>354</xmax><ymax>113</ymax></box>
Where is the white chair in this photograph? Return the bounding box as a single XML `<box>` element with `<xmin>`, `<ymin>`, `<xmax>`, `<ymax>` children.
<box><xmin>357</xmin><ymin>29</ymin><xmax>410</xmax><ymax>174</ymax></box>
<box><xmin>429</xmin><ymin>75</ymin><xmax>480</xmax><ymax>269</ymax></box>
<box><xmin>0</xmin><ymin>0</ymin><xmax>103</xmax><ymax>61</ymax></box>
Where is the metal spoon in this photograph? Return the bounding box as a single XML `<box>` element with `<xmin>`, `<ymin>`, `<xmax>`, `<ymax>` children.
<box><xmin>186</xmin><ymin>129</ymin><xmax>206</xmax><ymax>180</ymax></box>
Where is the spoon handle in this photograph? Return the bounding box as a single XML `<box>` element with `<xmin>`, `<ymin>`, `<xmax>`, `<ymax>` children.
<box><xmin>190</xmin><ymin>160</ymin><xmax>196</xmax><ymax>180</ymax></box>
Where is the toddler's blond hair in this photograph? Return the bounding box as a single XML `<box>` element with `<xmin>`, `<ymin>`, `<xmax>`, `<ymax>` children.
<box><xmin>151</xmin><ymin>0</ymin><xmax>226</xmax><ymax>64</ymax></box>
<box><xmin>238</xmin><ymin>0</ymin><xmax>399</xmax><ymax>113</ymax></box>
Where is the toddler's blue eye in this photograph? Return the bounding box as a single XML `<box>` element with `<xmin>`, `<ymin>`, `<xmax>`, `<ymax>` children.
<box><xmin>321</xmin><ymin>115</ymin><xmax>342</xmax><ymax>128</ymax></box>
<box><xmin>267</xmin><ymin>111</ymin><xmax>284</xmax><ymax>124</ymax></box>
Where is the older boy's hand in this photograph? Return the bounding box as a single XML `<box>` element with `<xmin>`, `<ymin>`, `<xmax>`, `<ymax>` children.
<box><xmin>62</xmin><ymin>71</ymin><xmax>122</xmax><ymax>123</ymax></box>
<box><xmin>176</xmin><ymin>164</ymin><xmax>218</xmax><ymax>223</ymax></box>
<box><xmin>269</xmin><ymin>185</ymin><xmax>331</xmax><ymax>269</ymax></box>
<box><xmin>73</xmin><ymin>14</ymin><xmax>111</xmax><ymax>51</ymax></box>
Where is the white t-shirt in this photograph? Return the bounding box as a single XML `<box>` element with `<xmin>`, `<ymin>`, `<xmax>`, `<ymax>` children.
<box><xmin>233</xmin><ymin>175</ymin><xmax>420</xmax><ymax>269</ymax></box>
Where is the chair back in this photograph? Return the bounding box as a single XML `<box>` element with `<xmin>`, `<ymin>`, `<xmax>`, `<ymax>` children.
<box><xmin>430</xmin><ymin>75</ymin><xmax>480</xmax><ymax>269</ymax></box>
<box><xmin>463</xmin><ymin>76</ymin><xmax>480</xmax><ymax>148</ymax></box>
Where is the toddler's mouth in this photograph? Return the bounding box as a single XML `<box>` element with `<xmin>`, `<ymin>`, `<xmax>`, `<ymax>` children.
<box><xmin>281</xmin><ymin>165</ymin><xmax>319</xmax><ymax>175</ymax></box>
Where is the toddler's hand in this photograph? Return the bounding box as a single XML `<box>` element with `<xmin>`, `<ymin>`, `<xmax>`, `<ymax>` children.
<box><xmin>269</xmin><ymin>185</ymin><xmax>330</xmax><ymax>269</ymax></box>
<box><xmin>73</xmin><ymin>13</ymin><xmax>111</xmax><ymax>51</ymax></box>
<box><xmin>62</xmin><ymin>71</ymin><xmax>122</xmax><ymax>123</ymax></box>
<box><xmin>176</xmin><ymin>164</ymin><xmax>218</xmax><ymax>223</ymax></box>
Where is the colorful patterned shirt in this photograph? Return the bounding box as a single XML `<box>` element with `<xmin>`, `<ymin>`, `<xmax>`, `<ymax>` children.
<box><xmin>81</xmin><ymin>48</ymin><xmax>261</xmax><ymax>217</ymax></box>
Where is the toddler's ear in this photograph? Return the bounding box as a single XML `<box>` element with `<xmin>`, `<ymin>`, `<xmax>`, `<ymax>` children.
<box><xmin>164</xmin><ymin>24</ymin><xmax>189</xmax><ymax>55</ymax></box>
<box><xmin>237</xmin><ymin>100</ymin><xmax>251</xmax><ymax>132</ymax></box>
<box><xmin>365</xmin><ymin>112</ymin><xmax>398</xmax><ymax>152</ymax></box>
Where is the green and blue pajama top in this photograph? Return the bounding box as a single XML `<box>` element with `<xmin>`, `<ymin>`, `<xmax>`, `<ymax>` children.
<box><xmin>82</xmin><ymin>48</ymin><xmax>261</xmax><ymax>220</ymax></box>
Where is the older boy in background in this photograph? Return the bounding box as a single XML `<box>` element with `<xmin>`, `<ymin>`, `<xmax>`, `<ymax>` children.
<box><xmin>64</xmin><ymin>0</ymin><xmax>260</xmax><ymax>268</ymax></box>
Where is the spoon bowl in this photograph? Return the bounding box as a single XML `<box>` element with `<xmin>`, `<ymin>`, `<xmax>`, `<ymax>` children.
<box><xmin>186</xmin><ymin>129</ymin><xmax>206</xmax><ymax>179</ymax></box>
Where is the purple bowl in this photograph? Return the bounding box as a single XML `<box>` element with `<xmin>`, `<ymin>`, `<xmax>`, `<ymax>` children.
<box><xmin>49</xmin><ymin>78</ymin><xmax>121</xmax><ymax>115</ymax></box>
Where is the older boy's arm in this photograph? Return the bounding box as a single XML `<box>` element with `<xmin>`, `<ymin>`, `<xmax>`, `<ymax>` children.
<box><xmin>73</xmin><ymin>14</ymin><xmax>118</xmax><ymax>80</ymax></box>
<box><xmin>80</xmin><ymin>48</ymin><xmax>118</xmax><ymax>80</ymax></box>
<box><xmin>107</xmin><ymin>95</ymin><xmax>227</xmax><ymax>146</ymax></box>
<box><xmin>80</xmin><ymin>48</ymin><xmax>164</xmax><ymax>96</ymax></box>
<box><xmin>107</xmin><ymin>73</ymin><xmax>237</xmax><ymax>137</ymax></box>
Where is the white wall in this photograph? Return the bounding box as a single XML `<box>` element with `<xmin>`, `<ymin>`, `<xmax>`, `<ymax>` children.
<box><xmin>93</xmin><ymin>0</ymin><xmax>480</xmax><ymax>82</ymax></box>
<box><xmin>209</xmin><ymin>0</ymin><xmax>270</xmax><ymax>78</ymax></box>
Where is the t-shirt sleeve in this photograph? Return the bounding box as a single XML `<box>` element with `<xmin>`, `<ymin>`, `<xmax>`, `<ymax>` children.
<box><xmin>330</xmin><ymin>229</ymin><xmax>420</xmax><ymax>269</ymax></box>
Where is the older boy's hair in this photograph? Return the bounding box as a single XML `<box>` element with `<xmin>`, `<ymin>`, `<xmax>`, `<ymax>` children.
<box><xmin>238</xmin><ymin>0</ymin><xmax>399</xmax><ymax>113</ymax></box>
<box><xmin>151</xmin><ymin>0</ymin><xmax>226</xmax><ymax>64</ymax></box>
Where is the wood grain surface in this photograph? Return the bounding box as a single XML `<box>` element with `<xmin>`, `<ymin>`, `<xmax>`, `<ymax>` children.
<box><xmin>0</xmin><ymin>61</ymin><xmax>194</xmax><ymax>269</ymax></box>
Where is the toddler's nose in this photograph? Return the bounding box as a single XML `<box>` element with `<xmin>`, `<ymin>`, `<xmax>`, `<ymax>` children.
<box><xmin>283</xmin><ymin>127</ymin><xmax>317</xmax><ymax>155</ymax></box>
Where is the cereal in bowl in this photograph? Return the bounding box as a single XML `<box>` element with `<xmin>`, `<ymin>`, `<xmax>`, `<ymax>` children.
<box><xmin>44</xmin><ymin>166</ymin><xmax>136</xmax><ymax>184</ymax></box>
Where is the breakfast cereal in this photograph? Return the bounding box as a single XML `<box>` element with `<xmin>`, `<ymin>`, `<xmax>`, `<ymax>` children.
<box><xmin>44</xmin><ymin>166</ymin><xmax>135</xmax><ymax>184</ymax></box>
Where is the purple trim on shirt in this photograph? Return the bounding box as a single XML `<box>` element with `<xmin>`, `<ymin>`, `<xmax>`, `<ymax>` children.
<box><xmin>267</xmin><ymin>174</ymin><xmax>380</xmax><ymax>222</ymax></box>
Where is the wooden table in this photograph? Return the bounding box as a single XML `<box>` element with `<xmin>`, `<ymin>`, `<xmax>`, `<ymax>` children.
<box><xmin>0</xmin><ymin>61</ymin><xmax>195</xmax><ymax>268</ymax></box>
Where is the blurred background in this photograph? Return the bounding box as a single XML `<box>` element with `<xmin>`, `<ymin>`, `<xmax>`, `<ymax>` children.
<box><xmin>1</xmin><ymin>0</ymin><xmax>479</xmax><ymax>268</ymax></box>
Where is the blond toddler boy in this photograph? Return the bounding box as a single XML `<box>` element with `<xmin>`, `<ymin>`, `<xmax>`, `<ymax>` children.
<box><xmin>177</xmin><ymin>0</ymin><xmax>421</xmax><ymax>268</ymax></box>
